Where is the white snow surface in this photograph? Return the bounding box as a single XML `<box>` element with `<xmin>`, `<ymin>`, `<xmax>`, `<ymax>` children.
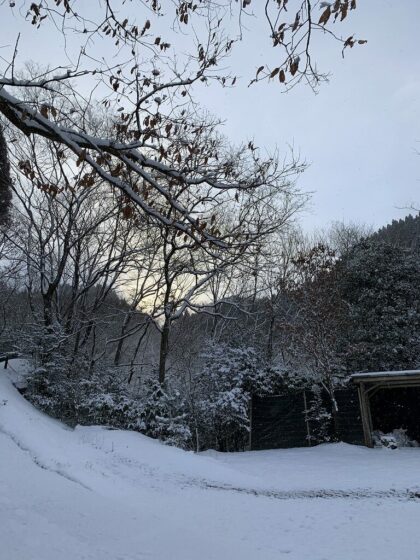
<box><xmin>351</xmin><ymin>369</ymin><xmax>420</xmax><ymax>379</ymax></box>
<box><xmin>1</xmin><ymin>362</ymin><xmax>420</xmax><ymax>560</ymax></box>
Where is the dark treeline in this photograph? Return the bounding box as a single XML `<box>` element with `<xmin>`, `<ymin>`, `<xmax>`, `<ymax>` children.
<box><xmin>0</xmin><ymin>1</ymin><xmax>417</xmax><ymax>454</ymax></box>
<box><xmin>1</xmin><ymin>213</ymin><xmax>418</xmax><ymax>451</ymax></box>
<box><xmin>373</xmin><ymin>213</ymin><xmax>420</xmax><ymax>250</ymax></box>
<box><xmin>1</xmin><ymin>126</ymin><xmax>419</xmax><ymax>451</ymax></box>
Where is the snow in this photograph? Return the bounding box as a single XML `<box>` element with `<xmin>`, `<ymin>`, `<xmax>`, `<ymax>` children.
<box><xmin>351</xmin><ymin>369</ymin><xmax>420</xmax><ymax>380</ymax></box>
<box><xmin>1</xmin><ymin>358</ymin><xmax>30</xmax><ymax>390</ymax></box>
<box><xmin>1</xmin><ymin>360</ymin><xmax>420</xmax><ymax>560</ymax></box>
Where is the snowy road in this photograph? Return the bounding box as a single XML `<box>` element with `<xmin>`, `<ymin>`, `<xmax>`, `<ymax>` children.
<box><xmin>1</xmin><ymin>370</ymin><xmax>420</xmax><ymax>560</ymax></box>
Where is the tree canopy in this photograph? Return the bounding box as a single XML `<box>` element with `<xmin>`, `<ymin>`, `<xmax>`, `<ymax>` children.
<box><xmin>0</xmin><ymin>1</ymin><xmax>363</xmax><ymax>248</ymax></box>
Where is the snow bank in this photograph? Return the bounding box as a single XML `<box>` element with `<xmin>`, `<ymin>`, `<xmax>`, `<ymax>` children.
<box><xmin>1</xmin><ymin>360</ymin><xmax>420</xmax><ymax>560</ymax></box>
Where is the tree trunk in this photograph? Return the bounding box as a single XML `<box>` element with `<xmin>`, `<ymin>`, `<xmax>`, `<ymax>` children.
<box><xmin>267</xmin><ymin>313</ymin><xmax>275</xmax><ymax>362</ymax></box>
<box><xmin>114</xmin><ymin>311</ymin><xmax>132</xmax><ymax>366</ymax></box>
<box><xmin>42</xmin><ymin>292</ymin><xmax>53</xmax><ymax>328</ymax></box>
<box><xmin>327</xmin><ymin>375</ymin><xmax>340</xmax><ymax>439</ymax></box>
<box><xmin>127</xmin><ymin>321</ymin><xmax>149</xmax><ymax>385</ymax></box>
<box><xmin>158</xmin><ymin>317</ymin><xmax>171</xmax><ymax>385</ymax></box>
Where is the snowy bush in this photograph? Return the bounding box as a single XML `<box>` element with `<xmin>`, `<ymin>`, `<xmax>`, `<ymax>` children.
<box><xmin>23</xmin><ymin>323</ymin><xmax>89</xmax><ymax>424</ymax></box>
<box><xmin>139</xmin><ymin>381</ymin><xmax>191</xmax><ymax>448</ymax></box>
<box><xmin>372</xmin><ymin>429</ymin><xmax>419</xmax><ymax>449</ymax></box>
<box><xmin>75</xmin><ymin>371</ymin><xmax>146</xmax><ymax>431</ymax></box>
<box><xmin>306</xmin><ymin>385</ymin><xmax>333</xmax><ymax>444</ymax></box>
<box><xmin>190</xmin><ymin>344</ymin><xmax>284</xmax><ymax>451</ymax></box>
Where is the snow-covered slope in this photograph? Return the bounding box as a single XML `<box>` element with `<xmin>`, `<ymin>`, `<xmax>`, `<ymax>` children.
<box><xmin>1</xmin><ymin>364</ymin><xmax>420</xmax><ymax>560</ymax></box>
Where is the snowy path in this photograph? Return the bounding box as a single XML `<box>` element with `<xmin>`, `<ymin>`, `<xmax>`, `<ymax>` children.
<box><xmin>1</xmin><ymin>369</ymin><xmax>420</xmax><ymax>560</ymax></box>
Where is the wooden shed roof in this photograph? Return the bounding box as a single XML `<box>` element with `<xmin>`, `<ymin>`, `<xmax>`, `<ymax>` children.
<box><xmin>351</xmin><ymin>370</ymin><xmax>420</xmax><ymax>385</ymax></box>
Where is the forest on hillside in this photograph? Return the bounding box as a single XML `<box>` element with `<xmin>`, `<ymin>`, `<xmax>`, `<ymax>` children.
<box><xmin>1</xmin><ymin>124</ymin><xmax>419</xmax><ymax>451</ymax></box>
<box><xmin>0</xmin><ymin>0</ymin><xmax>419</xmax><ymax>453</ymax></box>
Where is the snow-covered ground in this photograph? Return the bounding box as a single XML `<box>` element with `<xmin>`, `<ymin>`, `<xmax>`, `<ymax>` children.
<box><xmin>1</xmin><ymin>362</ymin><xmax>420</xmax><ymax>560</ymax></box>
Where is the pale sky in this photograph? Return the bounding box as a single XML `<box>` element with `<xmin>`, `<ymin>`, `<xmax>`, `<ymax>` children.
<box><xmin>1</xmin><ymin>0</ymin><xmax>420</xmax><ymax>233</ymax></box>
<box><xmin>198</xmin><ymin>0</ymin><xmax>420</xmax><ymax>231</ymax></box>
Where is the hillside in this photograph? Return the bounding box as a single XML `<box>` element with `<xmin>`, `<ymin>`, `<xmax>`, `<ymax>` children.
<box><xmin>372</xmin><ymin>212</ymin><xmax>420</xmax><ymax>250</ymax></box>
<box><xmin>1</xmin><ymin>361</ymin><xmax>420</xmax><ymax>559</ymax></box>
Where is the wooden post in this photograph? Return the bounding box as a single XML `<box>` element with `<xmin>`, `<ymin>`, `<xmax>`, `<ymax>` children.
<box><xmin>0</xmin><ymin>353</ymin><xmax>19</xmax><ymax>367</ymax></box>
<box><xmin>358</xmin><ymin>382</ymin><xmax>373</xmax><ymax>447</ymax></box>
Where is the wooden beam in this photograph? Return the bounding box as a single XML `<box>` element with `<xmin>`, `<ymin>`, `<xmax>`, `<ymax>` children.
<box><xmin>353</xmin><ymin>374</ymin><xmax>420</xmax><ymax>385</ymax></box>
<box><xmin>365</xmin><ymin>381</ymin><xmax>420</xmax><ymax>392</ymax></box>
<box><xmin>358</xmin><ymin>382</ymin><xmax>373</xmax><ymax>448</ymax></box>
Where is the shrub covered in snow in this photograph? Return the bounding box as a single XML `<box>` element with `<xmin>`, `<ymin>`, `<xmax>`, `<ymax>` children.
<box><xmin>189</xmin><ymin>344</ymin><xmax>286</xmax><ymax>451</ymax></box>
<box><xmin>306</xmin><ymin>384</ymin><xmax>333</xmax><ymax>444</ymax></box>
<box><xmin>139</xmin><ymin>381</ymin><xmax>191</xmax><ymax>448</ymax></box>
<box><xmin>372</xmin><ymin>429</ymin><xmax>419</xmax><ymax>449</ymax></box>
<box><xmin>26</xmin><ymin>359</ymin><xmax>192</xmax><ymax>448</ymax></box>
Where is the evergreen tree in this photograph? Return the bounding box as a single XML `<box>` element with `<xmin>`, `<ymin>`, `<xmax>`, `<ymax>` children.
<box><xmin>339</xmin><ymin>240</ymin><xmax>420</xmax><ymax>372</ymax></box>
<box><xmin>373</xmin><ymin>213</ymin><xmax>420</xmax><ymax>250</ymax></box>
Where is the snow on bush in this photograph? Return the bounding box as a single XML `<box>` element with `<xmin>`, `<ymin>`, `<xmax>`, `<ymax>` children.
<box><xmin>190</xmin><ymin>344</ymin><xmax>285</xmax><ymax>451</ymax></box>
<box><xmin>372</xmin><ymin>429</ymin><xmax>419</xmax><ymax>449</ymax></box>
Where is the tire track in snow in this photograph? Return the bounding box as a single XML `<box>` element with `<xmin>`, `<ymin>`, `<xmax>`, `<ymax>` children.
<box><xmin>0</xmin><ymin>423</ymin><xmax>92</xmax><ymax>492</ymax></box>
<box><xmin>201</xmin><ymin>482</ymin><xmax>420</xmax><ymax>502</ymax></box>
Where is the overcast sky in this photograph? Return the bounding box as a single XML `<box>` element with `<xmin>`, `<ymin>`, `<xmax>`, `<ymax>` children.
<box><xmin>198</xmin><ymin>0</ymin><xmax>420</xmax><ymax>232</ymax></box>
<box><xmin>2</xmin><ymin>0</ymin><xmax>420</xmax><ymax>233</ymax></box>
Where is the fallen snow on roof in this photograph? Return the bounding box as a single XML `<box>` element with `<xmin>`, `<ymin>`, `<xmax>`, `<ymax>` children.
<box><xmin>351</xmin><ymin>369</ymin><xmax>420</xmax><ymax>379</ymax></box>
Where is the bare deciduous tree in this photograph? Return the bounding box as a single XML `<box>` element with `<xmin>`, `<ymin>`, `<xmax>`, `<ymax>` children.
<box><xmin>0</xmin><ymin>1</ymin><xmax>362</xmax><ymax>247</ymax></box>
<box><xmin>0</xmin><ymin>125</ymin><xmax>12</xmax><ymax>225</ymax></box>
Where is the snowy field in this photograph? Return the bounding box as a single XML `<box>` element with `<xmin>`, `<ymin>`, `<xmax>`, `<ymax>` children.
<box><xmin>1</xmin><ymin>362</ymin><xmax>420</xmax><ymax>560</ymax></box>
